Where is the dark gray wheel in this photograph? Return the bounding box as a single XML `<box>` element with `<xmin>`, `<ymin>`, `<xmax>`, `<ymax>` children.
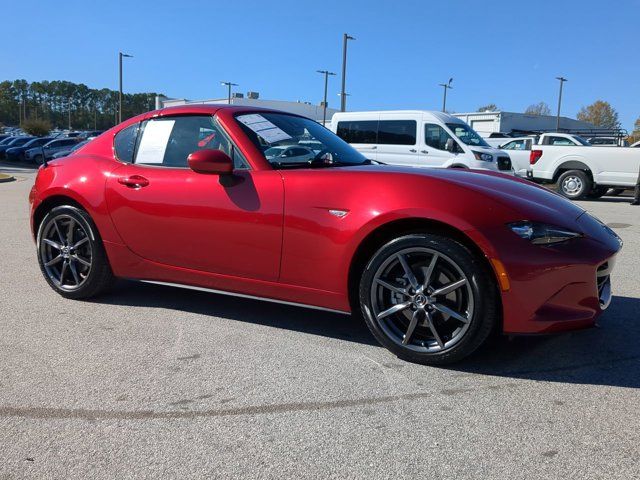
<box><xmin>557</xmin><ymin>170</ymin><xmax>591</xmax><ymax>199</ymax></box>
<box><xmin>358</xmin><ymin>234</ymin><xmax>499</xmax><ymax>365</ymax></box>
<box><xmin>37</xmin><ymin>205</ymin><xmax>114</xmax><ymax>299</ymax></box>
<box><xmin>33</xmin><ymin>154</ymin><xmax>44</xmax><ymax>165</ymax></box>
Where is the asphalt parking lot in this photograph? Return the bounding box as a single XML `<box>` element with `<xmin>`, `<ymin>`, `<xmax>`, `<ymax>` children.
<box><xmin>1</xmin><ymin>163</ymin><xmax>638</xmax><ymax>480</ymax></box>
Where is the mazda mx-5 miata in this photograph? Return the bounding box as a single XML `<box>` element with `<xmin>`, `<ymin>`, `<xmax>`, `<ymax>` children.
<box><xmin>29</xmin><ymin>105</ymin><xmax>622</xmax><ymax>364</ymax></box>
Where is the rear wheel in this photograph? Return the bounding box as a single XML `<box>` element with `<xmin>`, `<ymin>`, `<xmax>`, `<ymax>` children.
<box><xmin>33</xmin><ymin>154</ymin><xmax>44</xmax><ymax>165</ymax></box>
<box><xmin>358</xmin><ymin>234</ymin><xmax>499</xmax><ymax>365</ymax></box>
<box><xmin>557</xmin><ymin>170</ymin><xmax>592</xmax><ymax>199</ymax></box>
<box><xmin>37</xmin><ymin>205</ymin><xmax>114</xmax><ymax>299</ymax></box>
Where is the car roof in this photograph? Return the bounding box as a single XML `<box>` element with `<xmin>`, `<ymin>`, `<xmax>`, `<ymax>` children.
<box><xmin>332</xmin><ymin>110</ymin><xmax>465</xmax><ymax>124</ymax></box>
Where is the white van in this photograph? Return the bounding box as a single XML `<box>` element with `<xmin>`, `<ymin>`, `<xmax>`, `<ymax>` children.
<box><xmin>330</xmin><ymin>110</ymin><xmax>514</xmax><ymax>174</ymax></box>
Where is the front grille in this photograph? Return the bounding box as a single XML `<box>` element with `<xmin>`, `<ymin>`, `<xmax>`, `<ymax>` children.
<box><xmin>596</xmin><ymin>262</ymin><xmax>612</xmax><ymax>309</ymax></box>
<box><xmin>497</xmin><ymin>156</ymin><xmax>512</xmax><ymax>171</ymax></box>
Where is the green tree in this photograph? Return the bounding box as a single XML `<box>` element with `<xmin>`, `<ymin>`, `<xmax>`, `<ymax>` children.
<box><xmin>22</xmin><ymin>118</ymin><xmax>52</xmax><ymax>136</ymax></box>
<box><xmin>477</xmin><ymin>103</ymin><xmax>498</xmax><ymax>112</ymax></box>
<box><xmin>576</xmin><ymin>100</ymin><xmax>620</xmax><ymax>129</ymax></box>
<box><xmin>524</xmin><ymin>102</ymin><xmax>551</xmax><ymax>116</ymax></box>
<box><xmin>627</xmin><ymin>117</ymin><xmax>640</xmax><ymax>144</ymax></box>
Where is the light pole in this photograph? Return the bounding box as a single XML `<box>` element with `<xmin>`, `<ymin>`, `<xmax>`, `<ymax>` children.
<box><xmin>317</xmin><ymin>70</ymin><xmax>336</xmax><ymax>125</ymax></box>
<box><xmin>221</xmin><ymin>81</ymin><xmax>239</xmax><ymax>104</ymax></box>
<box><xmin>68</xmin><ymin>97</ymin><xmax>72</xmax><ymax>130</ymax></box>
<box><xmin>555</xmin><ymin>76</ymin><xmax>567</xmax><ymax>131</ymax></box>
<box><xmin>439</xmin><ymin>78</ymin><xmax>453</xmax><ymax>112</ymax></box>
<box><xmin>118</xmin><ymin>52</ymin><xmax>133</xmax><ymax>124</ymax></box>
<box><xmin>340</xmin><ymin>33</ymin><xmax>355</xmax><ymax>112</ymax></box>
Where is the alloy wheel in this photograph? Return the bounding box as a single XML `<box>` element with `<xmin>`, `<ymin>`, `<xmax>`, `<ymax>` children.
<box><xmin>39</xmin><ymin>214</ymin><xmax>92</xmax><ymax>291</ymax></box>
<box><xmin>369</xmin><ymin>247</ymin><xmax>474</xmax><ymax>353</ymax></box>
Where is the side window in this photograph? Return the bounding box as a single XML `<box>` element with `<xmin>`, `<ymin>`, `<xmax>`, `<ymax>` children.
<box><xmin>548</xmin><ymin>136</ymin><xmax>574</xmax><ymax>146</ymax></box>
<box><xmin>503</xmin><ymin>140</ymin><xmax>526</xmax><ymax>150</ymax></box>
<box><xmin>114</xmin><ymin>123</ymin><xmax>140</xmax><ymax>163</ymax></box>
<box><xmin>134</xmin><ymin>115</ymin><xmax>248</xmax><ymax>169</ymax></box>
<box><xmin>377</xmin><ymin>120</ymin><xmax>416</xmax><ymax>145</ymax></box>
<box><xmin>336</xmin><ymin>120</ymin><xmax>378</xmax><ymax>144</ymax></box>
<box><xmin>424</xmin><ymin>123</ymin><xmax>454</xmax><ymax>151</ymax></box>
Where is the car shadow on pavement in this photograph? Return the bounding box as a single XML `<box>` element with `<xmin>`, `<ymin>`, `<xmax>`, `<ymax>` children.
<box><xmin>99</xmin><ymin>283</ymin><xmax>639</xmax><ymax>388</ymax></box>
<box><xmin>451</xmin><ymin>295</ymin><xmax>640</xmax><ymax>389</ymax></box>
<box><xmin>98</xmin><ymin>280</ymin><xmax>378</xmax><ymax>346</ymax></box>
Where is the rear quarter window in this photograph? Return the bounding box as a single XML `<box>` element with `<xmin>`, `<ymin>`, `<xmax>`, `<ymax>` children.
<box><xmin>114</xmin><ymin>123</ymin><xmax>140</xmax><ymax>162</ymax></box>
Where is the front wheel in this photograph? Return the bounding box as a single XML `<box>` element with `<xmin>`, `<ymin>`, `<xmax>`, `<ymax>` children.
<box><xmin>358</xmin><ymin>234</ymin><xmax>499</xmax><ymax>365</ymax></box>
<box><xmin>586</xmin><ymin>186</ymin><xmax>609</xmax><ymax>199</ymax></box>
<box><xmin>557</xmin><ymin>170</ymin><xmax>592</xmax><ymax>199</ymax></box>
<box><xmin>37</xmin><ymin>205</ymin><xmax>114</xmax><ymax>299</ymax></box>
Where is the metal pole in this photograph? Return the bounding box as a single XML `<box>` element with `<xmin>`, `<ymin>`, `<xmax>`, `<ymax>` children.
<box><xmin>439</xmin><ymin>79</ymin><xmax>453</xmax><ymax>112</ymax></box>
<box><xmin>118</xmin><ymin>52</ymin><xmax>122</xmax><ymax>124</ymax></box>
<box><xmin>555</xmin><ymin>76</ymin><xmax>567</xmax><ymax>131</ymax></box>
<box><xmin>317</xmin><ymin>70</ymin><xmax>336</xmax><ymax>125</ymax></box>
<box><xmin>340</xmin><ymin>34</ymin><xmax>355</xmax><ymax>112</ymax></box>
<box><xmin>221</xmin><ymin>82</ymin><xmax>238</xmax><ymax>104</ymax></box>
<box><xmin>118</xmin><ymin>52</ymin><xmax>133</xmax><ymax>124</ymax></box>
<box><xmin>68</xmin><ymin>97</ymin><xmax>71</xmax><ymax>130</ymax></box>
<box><xmin>442</xmin><ymin>86</ymin><xmax>447</xmax><ymax>112</ymax></box>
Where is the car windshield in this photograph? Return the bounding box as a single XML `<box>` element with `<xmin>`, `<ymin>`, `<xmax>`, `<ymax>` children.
<box><xmin>445</xmin><ymin>123</ymin><xmax>490</xmax><ymax>147</ymax></box>
<box><xmin>235</xmin><ymin>112</ymin><xmax>369</xmax><ymax>168</ymax></box>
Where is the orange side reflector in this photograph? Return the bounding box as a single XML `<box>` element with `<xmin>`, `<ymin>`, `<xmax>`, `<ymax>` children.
<box><xmin>490</xmin><ymin>258</ymin><xmax>511</xmax><ymax>292</ymax></box>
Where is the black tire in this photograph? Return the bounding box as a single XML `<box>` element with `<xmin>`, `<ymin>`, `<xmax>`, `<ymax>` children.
<box><xmin>358</xmin><ymin>234</ymin><xmax>500</xmax><ymax>365</ymax></box>
<box><xmin>37</xmin><ymin>205</ymin><xmax>114</xmax><ymax>299</ymax></box>
<box><xmin>608</xmin><ymin>188</ymin><xmax>626</xmax><ymax>196</ymax></box>
<box><xmin>557</xmin><ymin>170</ymin><xmax>592</xmax><ymax>199</ymax></box>
<box><xmin>33</xmin><ymin>154</ymin><xmax>44</xmax><ymax>165</ymax></box>
<box><xmin>586</xmin><ymin>186</ymin><xmax>609</xmax><ymax>199</ymax></box>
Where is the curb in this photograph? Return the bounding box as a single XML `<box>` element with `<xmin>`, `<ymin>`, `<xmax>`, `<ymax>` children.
<box><xmin>0</xmin><ymin>174</ymin><xmax>16</xmax><ymax>183</ymax></box>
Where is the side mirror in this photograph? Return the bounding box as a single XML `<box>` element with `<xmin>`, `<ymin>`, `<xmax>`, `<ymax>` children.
<box><xmin>445</xmin><ymin>138</ymin><xmax>456</xmax><ymax>152</ymax></box>
<box><xmin>188</xmin><ymin>149</ymin><xmax>234</xmax><ymax>175</ymax></box>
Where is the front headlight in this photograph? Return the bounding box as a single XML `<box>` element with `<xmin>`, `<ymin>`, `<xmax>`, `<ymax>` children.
<box><xmin>472</xmin><ymin>151</ymin><xmax>493</xmax><ymax>162</ymax></box>
<box><xmin>507</xmin><ymin>221</ymin><xmax>582</xmax><ymax>245</ymax></box>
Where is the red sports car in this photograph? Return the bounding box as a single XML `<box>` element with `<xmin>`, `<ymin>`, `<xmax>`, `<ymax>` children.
<box><xmin>29</xmin><ymin>105</ymin><xmax>622</xmax><ymax>364</ymax></box>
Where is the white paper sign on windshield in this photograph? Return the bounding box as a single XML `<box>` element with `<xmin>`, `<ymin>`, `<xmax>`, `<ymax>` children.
<box><xmin>237</xmin><ymin>114</ymin><xmax>292</xmax><ymax>143</ymax></box>
<box><xmin>135</xmin><ymin>119</ymin><xmax>175</xmax><ymax>164</ymax></box>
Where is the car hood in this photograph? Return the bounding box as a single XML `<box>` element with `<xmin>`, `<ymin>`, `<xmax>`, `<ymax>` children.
<box><xmin>357</xmin><ymin>165</ymin><xmax>585</xmax><ymax>225</ymax></box>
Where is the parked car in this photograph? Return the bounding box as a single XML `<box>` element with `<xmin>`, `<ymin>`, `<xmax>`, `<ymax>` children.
<box><xmin>24</xmin><ymin>137</ymin><xmax>79</xmax><ymax>164</ymax></box>
<box><xmin>78</xmin><ymin>130</ymin><xmax>104</xmax><ymax>140</ymax></box>
<box><xmin>29</xmin><ymin>105</ymin><xmax>622</xmax><ymax>365</ymax></box>
<box><xmin>528</xmin><ymin>142</ymin><xmax>640</xmax><ymax>198</ymax></box>
<box><xmin>0</xmin><ymin>136</ymin><xmax>34</xmax><ymax>159</ymax></box>
<box><xmin>484</xmin><ymin>132</ymin><xmax>514</xmax><ymax>147</ymax></box>
<box><xmin>0</xmin><ymin>136</ymin><xmax>16</xmax><ymax>146</ymax></box>
<box><xmin>51</xmin><ymin>139</ymin><xmax>90</xmax><ymax>159</ymax></box>
<box><xmin>330</xmin><ymin>111</ymin><xmax>514</xmax><ymax>174</ymax></box>
<box><xmin>5</xmin><ymin>136</ymin><xmax>55</xmax><ymax>162</ymax></box>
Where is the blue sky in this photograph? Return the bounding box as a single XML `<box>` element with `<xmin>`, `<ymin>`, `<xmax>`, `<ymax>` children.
<box><xmin>2</xmin><ymin>0</ymin><xmax>639</xmax><ymax>129</ymax></box>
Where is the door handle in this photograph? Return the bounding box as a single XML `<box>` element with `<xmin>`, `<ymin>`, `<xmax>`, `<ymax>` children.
<box><xmin>118</xmin><ymin>175</ymin><xmax>149</xmax><ymax>188</ymax></box>
<box><xmin>409</xmin><ymin>149</ymin><xmax>417</xmax><ymax>153</ymax></box>
<box><xmin>370</xmin><ymin>146</ymin><xmax>377</xmax><ymax>150</ymax></box>
<box><xmin>421</xmin><ymin>150</ymin><xmax>429</xmax><ymax>154</ymax></box>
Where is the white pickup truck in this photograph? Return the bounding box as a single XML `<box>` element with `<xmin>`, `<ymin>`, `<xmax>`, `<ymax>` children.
<box><xmin>525</xmin><ymin>134</ymin><xmax>640</xmax><ymax>199</ymax></box>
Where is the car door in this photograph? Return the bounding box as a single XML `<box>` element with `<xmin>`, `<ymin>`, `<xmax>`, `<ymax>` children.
<box><xmin>374</xmin><ymin>117</ymin><xmax>419</xmax><ymax>166</ymax></box>
<box><xmin>105</xmin><ymin>114</ymin><xmax>284</xmax><ymax>281</ymax></box>
<box><xmin>419</xmin><ymin>122</ymin><xmax>459</xmax><ymax>167</ymax></box>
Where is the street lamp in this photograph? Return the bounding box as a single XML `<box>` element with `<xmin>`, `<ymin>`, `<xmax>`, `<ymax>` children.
<box><xmin>340</xmin><ymin>33</ymin><xmax>355</xmax><ymax>112</ymax></box>
<box><xmin>555</xmin><ymin>76</ymin><xmax>567</xmax><ymax>131</ymax></box>
<box><xmin>439</xmin><ymin>78</ymin><xmax>453</xmax><ymax>112</ymax></box>
<box><xmin>221</xmin><ymin>81</ymin><xmax>239</xmax><ymax>104</ymax></box>
<box><xmin>68</xmin><ymin>97</ymin><xmax>72</xmax><ymax>130</ymax></box>
<box><xmin>317</xmin><ymin>70</ymin><xmax>336</xmax><ymax>125</ymax></box>
<box><xmin>118</xmin><ymin>52</ymin><xmax>133</xmax><ymax>124</ymax></box>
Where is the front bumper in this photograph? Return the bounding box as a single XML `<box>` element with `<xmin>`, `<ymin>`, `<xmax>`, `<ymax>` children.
<box><xmin>488</xmin><ymin>213</ymin><xmax>622</xmax><ymax>334</ymax></box>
